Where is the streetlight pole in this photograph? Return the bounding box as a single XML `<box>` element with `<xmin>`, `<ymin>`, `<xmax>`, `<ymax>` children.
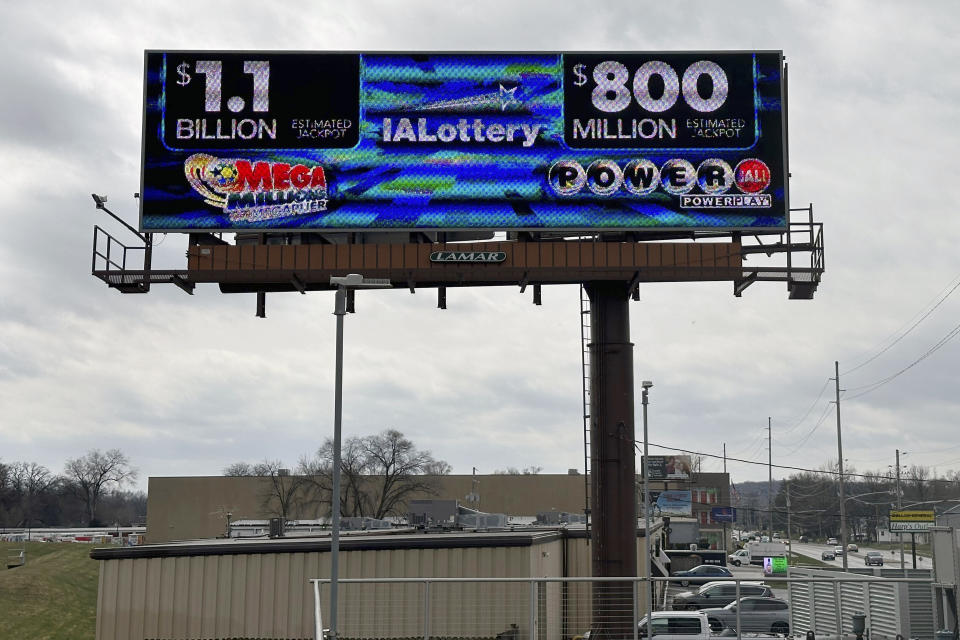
<box><xmin>834</xmin><ymin>361</ymin><xmax>848</xmax><ymax>571</ymax></box>
<box><xmin>767</xmin><ymin>417</ymin><xmax>773</xmax><ymax>541</ymax></box>
<box><xmin>327</xmin><ymin>274</ymin><xmax>390</xmax><ymax>640</ymax></box>
<box><xmin>896</xmin><ymin>449</ymin><xmax>904</xmax><ymax>570</ymax></box>
<box><xmin>328</xmin><ymin>285</ymin><xmax>346</xmax><ymax>640</ymax></box>
<box><xmin>642</xmin><ymin>380</ymin><xmax>654</xmax><ymax>637</ymax></box>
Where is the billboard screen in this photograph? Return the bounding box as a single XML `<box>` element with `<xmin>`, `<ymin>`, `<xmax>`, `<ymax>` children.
<box><xmin>644</xmin><ymin>455</ymin><xmax>693</xmax><ymax>480</ymax></box>
<box><xmin>141</xmin><ymin>51</ymin><xmax>787</xmax><ymax>232</ymax></box>
<box><xmin>646</xmin><ymin>490</ymin><xmax>693</xmax><ymax>517</ymax></box>
<box><xmin>763</xmin><ymin>556</ymin><xmax>788</xmax><ymax>576</ymax></box>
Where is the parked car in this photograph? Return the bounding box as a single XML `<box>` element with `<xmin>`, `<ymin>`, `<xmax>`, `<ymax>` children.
<box><xmin>865</xmin><ymin>551</ymin><xmax>884</xmax><ymax>566</ymax></box>
<box><xmin>847</xmin><ymin>543</ymin><xmax>859</xmax><ymax>552</ymax></box>
<box><xmin>670</xmin><ymin>564</ymin><xmax>733</xmax><ymax>587</ymax></box>
<box><xmin>702</xmin><ymin>596</ymin><xmax>790</xmax><ymax>635</ymax></box>
<box><xmin>673</xmin><ymin>582</ymin><xmax>772</xmax><ymax>610</ymax></box>
<box><xmin>834</xmin><ymin>546</ymin><xmax>845</xmax><ymax>556</ymax></box>
<box><xmin>639</xmin><ymin>611</ymin><xmax>712</xmax><ymax>639</ymax></box>
<box><xmin>585</xmin><ymin>611</ymin><xmax>713</xmax><ymax>640</ymax></box>
<box><xmin>821</xmin><ymin>549</ymin><xmax>836</xmax><ymax>561</ymax></box>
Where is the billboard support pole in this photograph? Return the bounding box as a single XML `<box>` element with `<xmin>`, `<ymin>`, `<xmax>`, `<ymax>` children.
<box><xmin>586</xmin><ymin>281</ymin><xmax>636</xmax><ymax>639</ymax></box>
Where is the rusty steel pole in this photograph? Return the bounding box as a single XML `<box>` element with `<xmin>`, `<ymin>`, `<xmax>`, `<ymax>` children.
<box><xmin>586</xmin><ymin>281</ymin><xmax>637</xmax><ymax>639</ymax></box>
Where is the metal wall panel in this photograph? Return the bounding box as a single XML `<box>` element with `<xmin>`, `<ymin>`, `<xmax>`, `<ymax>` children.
<box><xmin>788</xmin><ymin>567</ymin><xmax>934</xmax><ymax>640</ymax></box>
<box><xmin>97</xmin><ymin>540</ymin><xmax>568</xmax><ymax>640</ymax></box>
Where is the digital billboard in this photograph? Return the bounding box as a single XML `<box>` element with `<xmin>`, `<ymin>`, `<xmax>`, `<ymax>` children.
<box><xmin>141</xmin><ymin>51</ymin><xmax>787</xmax><ymax>232</ymax></box>
<box><xmin>763</xmin><ymin>556</ymin><xmax>788</xmax><ymax>577</ymax></box>
<box><xmin>645</xmin><ymin>490</ymin><xmax>693</xmax><ymax>517</ymax></box>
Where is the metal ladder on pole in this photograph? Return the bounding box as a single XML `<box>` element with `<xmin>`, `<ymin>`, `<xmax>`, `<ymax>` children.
<box><xmin>580</xmin><ymin>284</ymin><xmax>592</xmax><ymax>536</ymax></box>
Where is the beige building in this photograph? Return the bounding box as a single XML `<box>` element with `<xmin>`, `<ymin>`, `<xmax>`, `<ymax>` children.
<box><xmin>146</xmin><ymin>474</ymin><xmax>590</xmax><ymax>543</ymax></box>
<box><xmin>92</xmin><ymin>526</ymin><xmax>658</xmax><ymax>640</ymax></box>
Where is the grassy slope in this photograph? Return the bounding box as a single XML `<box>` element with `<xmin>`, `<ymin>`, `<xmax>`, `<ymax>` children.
<box><xmin>0</xmin><ymin>541</ymin><xmax>99</xmax><ymax>640</ymax></box>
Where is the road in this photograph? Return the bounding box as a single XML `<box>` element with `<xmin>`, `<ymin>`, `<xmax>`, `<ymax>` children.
<box><xmin>785</xmin><ymin>539</ymin><xmax>929</xmax><ymax>569</ymax></box>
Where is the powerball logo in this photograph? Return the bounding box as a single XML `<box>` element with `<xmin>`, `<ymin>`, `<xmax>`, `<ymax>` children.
<box><xmin>184</xmin><ymin>154</ymin><xmax>328</xmax><ymax>223</ymax></box>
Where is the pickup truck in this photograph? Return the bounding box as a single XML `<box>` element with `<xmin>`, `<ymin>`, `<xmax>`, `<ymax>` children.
<box><xmin>584</xmin><ymin>611</ymin><xmax>712</xmax><ymax>640</ymax></box>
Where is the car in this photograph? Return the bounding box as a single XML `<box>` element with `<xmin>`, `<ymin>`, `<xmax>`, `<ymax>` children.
<box><xmin>670</xmin><ymin>564</ymin><xmax>733</xmax><ymax>587</ymax></box>
<box><xmin>585</xmin><ymin>611</ymin><xmax>713</xmax><ymax>640</ymax></box>
<box><xmin>826</xmin><ymin>537</ymin><xmax>838</xmax><ymax>545</ymax></box>
<box><xmin>821</xmin><ymin>550</ymin><xmax>836</xmax><ymax>561</ymax></box>
<box><xmin>864</xmin><ymin>551</ymin><xmax>884</xmax><ymax>566</ymax></box>
<box><xmin>702</xmin><ymin>596</ymin><xmax>790</xmax><ymax>635</ymax></box>
<box><xmin>799</xmin><ymin>535</ymin><xmax>809</xmax><ymax>543</ymax></box>
<box><xmin>672</xmin><ymin>582</ymin><xmax>772</xmax><ymax>610</ymax></box>
<box><xmin>847</xmin><ymin>543</ymin><xmax>859</xmax><ymax>552</ymax></box>
<box><xmin>835</xmin><ymin>546</ymin><xmax>845</xmax><ymax>556</ymax></box>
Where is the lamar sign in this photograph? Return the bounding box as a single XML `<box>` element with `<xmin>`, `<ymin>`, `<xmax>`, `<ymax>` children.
<box><xmin>429</xmin><ymin>251</ymin><xmax>506</xmax><ymax>263</ymax></box>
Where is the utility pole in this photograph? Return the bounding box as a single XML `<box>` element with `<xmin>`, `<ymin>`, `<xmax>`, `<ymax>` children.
<box><xmin>723</xmin><ymin>443</ymin><xmax>729</xmax><ymax>551</ymax></box>
<box><xmin>768</xmin><ymin>417</ymin><xmax>773</xmax><ymax>540</ymax></box>
<box><xmin>896</xmin><ymin>449</ymin><xmax>904</xmax><ymax>570</ymax></box>
<box><xmin>786</xmin><ymin>481</ymin><xmax>792</xmax><ymax>557</ymax></box>
<box><xmin>835</xmin><ymin>361</ymin><xmax>848</xmax><ymax>571</ymax></box>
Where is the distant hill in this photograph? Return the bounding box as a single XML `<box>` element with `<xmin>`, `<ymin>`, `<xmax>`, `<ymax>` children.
<box><xmin>730</xmin><ymin>479</ymin><xmax>782</xmax><ymax>529</ymax></box>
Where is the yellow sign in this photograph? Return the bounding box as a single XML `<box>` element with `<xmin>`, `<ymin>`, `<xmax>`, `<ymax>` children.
<box><xmin>889</xmin><ymin>510</ymin><xmax>935</xmax><ymax>522</ymax></box>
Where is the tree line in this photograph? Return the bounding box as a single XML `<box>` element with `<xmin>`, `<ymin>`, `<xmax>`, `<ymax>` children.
<box><xmin>0</xmin><ymin>449</ymin><xmax>142</xmax><ymax>528</ymax></box>
<box><xmin>224</xmin><ymin>429</ymin><xmax>451</xmax><ymax>521</ymax></box>
<box><xmin>764</xmin><ymin>462</ymin><xmax>960</xmax><ymax>540</ymax></box>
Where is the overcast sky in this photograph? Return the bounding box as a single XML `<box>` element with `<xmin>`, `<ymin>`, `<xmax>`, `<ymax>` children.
<box><xmin>2</xmin><ymin>1</ymin><xmax>959</xmax><ymax>497</ymax></box>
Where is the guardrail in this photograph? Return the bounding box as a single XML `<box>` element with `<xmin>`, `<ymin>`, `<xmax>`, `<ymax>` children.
<box><xmin>308</xmin><ymin>575</ymin><xmax>934</xmax><ymax>640</ymax></box>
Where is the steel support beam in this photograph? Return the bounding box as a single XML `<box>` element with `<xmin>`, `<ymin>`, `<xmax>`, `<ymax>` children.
<box><xmin>585</xmin><ymin>280</ymin><xmax>637</xmax><ymax>639</ymax></box>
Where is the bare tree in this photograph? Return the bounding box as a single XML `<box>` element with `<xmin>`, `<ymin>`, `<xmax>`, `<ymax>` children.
<box><xmin>908</xmin><ymin>464</ymin><xmax>930</xmax><ymax>503</ymax></box>
<box><xmin>300</xmin><ymin>429</ymin><xmax>449</xmax><ymax>520</ymax></box>
<box><xmin>7</xmin><ymin>462</ymin><xmax>56</xmax><ymax>528</ymax></box>
<box><xmin>63</xmin><ymin>449</ymin><xmax>137</xmax><ymax>526</ymax></box>
<box><xmin>223</xmin><ymin>461</ymin><xmax>255</xmax><ymax>476</ymax></box>
<box><xmin>224</xmin><ymin>459</ymin><xmax>307</xmax><ymax>519</ymax></box>
<box><xmin>256</xmin><ymin>460</ymin><xmax>307</xmax><ymax>520</ymax></box>
<box><xmin>493</xmin><ymin>466</ymin><xmax>543</xmax><ymax>475</ymax></box>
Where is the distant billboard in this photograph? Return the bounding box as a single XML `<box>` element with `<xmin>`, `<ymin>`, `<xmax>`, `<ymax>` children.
<box><xmin>889</xmin><ymin>509</ymin><xmax>935</xmax><ymax>532</ymax></box>
<box><xmin>645</xmin><ymin>455</ymin><xmax>693</xmax><ymax>480</ymax></box>
<box><xmin>646</xmin><ymin>490</ymin><xmax>693</xmax><ymax>517</ymax></box>
<box><xmin>141</xmin><ymin>51</ymin><xmax>788</xmax><ymax>232</ymax></box>
<box><xmin>710</xmin><ymin>506</ymin><xmax>736</xmax><ymax>523</ymax></box>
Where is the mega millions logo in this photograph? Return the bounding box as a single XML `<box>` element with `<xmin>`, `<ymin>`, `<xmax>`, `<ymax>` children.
<box><xmin>184</xmin><ymin>154</ymin><xmax>328</xmax><ymax>223</ymax></box>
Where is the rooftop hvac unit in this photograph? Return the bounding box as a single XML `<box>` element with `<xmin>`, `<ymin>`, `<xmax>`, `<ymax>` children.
<box><xmin>268</xmin><ymin>518</ymin><xmax>285</xmax><ymax>538</ymax></box>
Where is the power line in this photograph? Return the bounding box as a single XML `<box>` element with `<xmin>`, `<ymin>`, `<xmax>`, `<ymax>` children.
<box><xmin>844</xmin><ymin>319</ymin><xmax>960</xmax><ymax>400</ymax></box>
<box><xmin>842</xmin><ymin>273</ymin><xmax>960</xmax><ymax>376</ymax></box>
<box><xmin>777</xmin><ymin>378</ymin><xmax>832</xmax><ymax>437</ymax></box>
<box><xmin>776</xmin><ymin>401</ymin><xmax>834</xmax><ymax>455</ymax></box>
<box><xmin>636</xmin><ymin>440</ymin><xmax>915</xmax><ymax>480</ymax></box>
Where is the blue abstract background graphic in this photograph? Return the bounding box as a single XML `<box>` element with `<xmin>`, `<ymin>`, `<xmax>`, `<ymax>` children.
<box><xmin>141</xmin><ymin>52</ymin><xmax>787</xmax><ymax>232</ymax></box>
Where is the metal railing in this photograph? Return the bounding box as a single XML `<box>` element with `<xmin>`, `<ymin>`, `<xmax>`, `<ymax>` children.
<box><xmin>92</xmin><ymin>225</ymin><xmax>146</xmax><ymax>274</ymax></box>
<box><xmin>308</xmin><ymin>575</ymin><xmax>935</xmax><ymax>640</ymax></box>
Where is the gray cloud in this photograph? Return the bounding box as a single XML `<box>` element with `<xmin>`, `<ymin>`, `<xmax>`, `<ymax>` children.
<box><xmin>2</xmin><ymin>0</ymin><xmax>960</xmax><ymax>492</ymax></box>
